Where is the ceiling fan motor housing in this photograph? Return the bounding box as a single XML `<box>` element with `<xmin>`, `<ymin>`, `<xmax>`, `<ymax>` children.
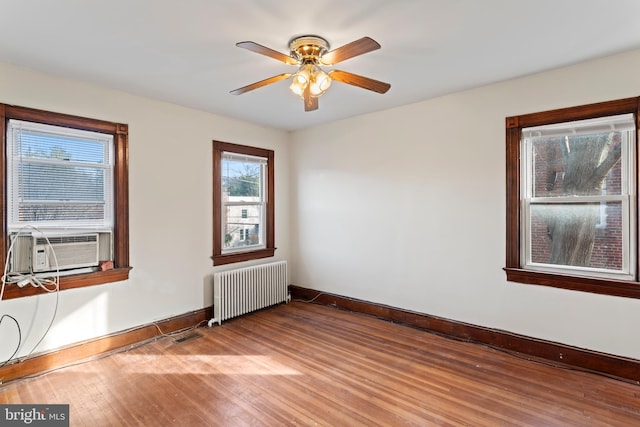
<box><xmin>289</xmin><ymin>36</ymin><xmax>330</xmax><ymax>63</ymax></box>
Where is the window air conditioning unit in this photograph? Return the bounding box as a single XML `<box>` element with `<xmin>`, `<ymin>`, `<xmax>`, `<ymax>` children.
<box><xmin>9</xmin><ymin>232</ymin><xmax>111</xmax><ymax>274</ymax></box>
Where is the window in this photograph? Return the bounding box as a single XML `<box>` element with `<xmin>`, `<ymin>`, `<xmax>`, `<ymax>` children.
<box><xmin>505</xmin><ymin>97</ymin><xmax>640</xmax><ymax>299</ymax></box>
<box><xmin>212</xmin><ymin>140</ymin><xmax>274</xmax><ymax>265</ymax></box>
<box><xmin>1</xmin><ymin>104</ymin><xmax>131</xmax><ymax>299</ymax></box>
<box><xmin>7</xmin><ymin>120</ymin><xmax>114</xmax><ymax>230</ymax></box>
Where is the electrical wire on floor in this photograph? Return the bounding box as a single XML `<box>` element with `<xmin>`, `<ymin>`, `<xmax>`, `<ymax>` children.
<box><xmin>292</xmin><ymin>292</ymin><xmax>326</xmax><ymax>304</ymax></box>
<box><xmin>152</xmin><ymin>319</ymin><xmax>208</xmax><ymax>340</ymax></box>
<box><xmin>2</xmin><ymin>318</ymin><xmax>209</xmax><ymax>386</ymax></box>
<box><xmin>0</xmin><ymin>225</ymin><xmax>60</xmax><ymax>367</ymax></box>
<box><xmin>0</xmin><ymin>314</ymin><xmax>21</xmax><ymax>369</ymax></box>
<box><xmin>0</xmin><ymin>222</ymin><xmax>204</xmax><ymax>384</ymax></box>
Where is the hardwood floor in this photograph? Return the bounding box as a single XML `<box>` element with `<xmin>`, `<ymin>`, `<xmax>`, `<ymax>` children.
<box><xmin>1</xmin><ymin>302</ymin><xmax>639</xmax><ymax>426</ymax></box>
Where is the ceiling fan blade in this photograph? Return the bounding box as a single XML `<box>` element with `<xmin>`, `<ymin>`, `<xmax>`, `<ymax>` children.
<box><xmin>303</xmin><ymin>85</ymin><xmax>318</xmax><ymax>112</ymax></box>
<box><xmin>319</xmin><ymin>37</ymin><xmax>381</xmax><ymax>66</ymax></box>
<box><xmin>230</xmin><ymin>73</ymin><xmax>292</xmax><ymax>95</ymax></box>
<box><xmin>236</xmin><ymin>41</ymin><xmax>298</xmax><ymax>65</ymax></box>
<box><xmin>328</xmin><ymin>70</ymin><xmax>390</xmax><ymax>94</ymax></box>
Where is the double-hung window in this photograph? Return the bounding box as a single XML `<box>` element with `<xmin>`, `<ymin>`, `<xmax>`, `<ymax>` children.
<box><xmin>521</xmin><ymin>114</ymin><xmax>634</xmax><ymax>279</ymax></box>
<box><xmin>212</xmin><ymin>141</ymin><xmax>275</xmax><ymax>265</ymax></box>
<box><xmin>505</xmin><ymin>97</ymin><xmax>640</xmax><ymax>298</ymax></box>
<box><xmin>7</xmin><ymin>120</ymin><xmax>114</xmax><ymax>232</ymax></box>
<box><xmin>222</xmin><ymin>151</ymin><xmax>265</xmax><ymax>249</ymax></box>
<box><xmin>1</xmin><ymin>104</ymin><xmax>131</xmax><ymax>300</ymax></box>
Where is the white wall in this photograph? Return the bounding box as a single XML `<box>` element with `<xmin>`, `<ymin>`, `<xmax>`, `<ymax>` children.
<box><xmin>4</xmin><ymin>46</ymin><xmax>640</xmax><ymax>364</ymax></box>
<box><xmin>289</xmin><ymin>48</ymin><xmax>640</xmax><ymax>360</ymax></box>
<box><xmin>0</xmin><ymin>61</ymin><xmax>290</xmax><ymax>358</ymax></box>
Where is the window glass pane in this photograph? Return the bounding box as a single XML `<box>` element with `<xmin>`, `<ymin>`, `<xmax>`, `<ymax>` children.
<box><xmin>529</xmin><ymin>202</ymin><xmax>623</xmax><ymax>271</ymax></box>
<box><xmin>18</xmin><ymin>202</ymin><xmax>106</xmax><ymax>223</ymax></box>
<box><xmin>17</xmin><ymin>129</ymin><xmax>108</xmax><ymax>164</ymax></box>
<box><xmin>223</xmin><ymin>204</ymin><xmax>264</xmax><ymax>250</ymax></box>
<box><xmin>221</xmin><ymin>156</ymin><xmax>263</xmax><ymax>201</ymax></box>
<box><xmin>530</xmin><ymin>133</ymin><xmax>623</xmax><ymax>198</ymax></box>
<box><xmin>525</xmin><ymin>114</ymin><xmax>633</xmax><ymax>199</ymax></box>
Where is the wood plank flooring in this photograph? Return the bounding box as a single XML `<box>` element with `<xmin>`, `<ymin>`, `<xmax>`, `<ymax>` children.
<box><xmin>1</xmin><ymin>302</ymin><xmax>639</xmax><ymax>426</ymax></box>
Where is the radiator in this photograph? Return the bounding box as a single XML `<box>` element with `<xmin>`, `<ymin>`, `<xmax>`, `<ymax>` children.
<box><xmin>208</xmin><ymin>261</ymin><xmax>289</xmax><ymax>326</ymax></box>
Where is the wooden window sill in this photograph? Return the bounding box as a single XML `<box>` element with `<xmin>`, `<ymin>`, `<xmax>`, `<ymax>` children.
<box><xmin>1</xmin><ymin>267</ymin><xmax>132</xmax><ymax>300</ymax></box>
<box><xmin>504</xmin><ymin>267</ymin><xmax>640</xmax><ymax>299</ymax></box>
<box><xmin>212</xmin><ymin>248</ymin><xmax>276</xmax><ymax>266</ymax></box>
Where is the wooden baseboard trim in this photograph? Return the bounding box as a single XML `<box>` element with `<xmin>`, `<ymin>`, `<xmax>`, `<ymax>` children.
<box><xmin>289</xmin><ymin>285</ymin><xmax>640</xmax><ymax>385</ymax></box>
<box><xmin>0</xmin><ymin>306</ymin><xmax>213</xmax><ymax>384</ymax></box>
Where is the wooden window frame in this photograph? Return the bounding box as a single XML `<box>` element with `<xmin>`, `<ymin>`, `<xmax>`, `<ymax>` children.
<box><xmin>0</xmin><ymin>104</ymin><xmax>131</xmax><ymax>300</ymax></box>
<box><xmin>212</xmin><ymin>140</ymin><xmax>275</xmax><ymax>266</ymax></box>
<box><xmin>505</xmin><ymin>96</ymin><xmax>640</xmax><ymax>299</ymax></box>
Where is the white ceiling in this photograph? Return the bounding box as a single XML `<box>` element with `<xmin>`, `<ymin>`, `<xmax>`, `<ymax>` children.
<box><xmin>2</xmin><ymin>1</ymin><xmax>640</xmax><ymax>131</ymax></box>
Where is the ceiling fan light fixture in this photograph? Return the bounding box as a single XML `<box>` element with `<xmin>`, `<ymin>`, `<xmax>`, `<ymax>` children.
<box><xmin>313</xmin><ymin>68</ymin><xmax>331</xmax><ymax>93</ymax></box>
<box><xmin>289</xmin><ymin>67</ymin><xmax>310</xmax><ymax>96</ymax></box>
<box><xmin>289</xmin><ymin>79</ymin><xmax>305</xmax><ymax>96</ymax></box>
<box><xmin>291</xmin><ymin>63</ymin><xmax>332</xmax><ymax>98</ymax></box>
<box><xmin>309</xmin><ymin>74</ymin><xmax>330</xmax><ymax>97</ymax></box>
<box><xmin>232</xmin><ymin>35</ymin><xmax>390</xmax><ymax>111</ymax></box>
<box><xmin>290</xmin><ymin>63</ymin><xmax>332</xmax><ymax>98</ymax></box>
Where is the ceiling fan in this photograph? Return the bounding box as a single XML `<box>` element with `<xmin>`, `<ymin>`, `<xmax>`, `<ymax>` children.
<box><xmin>230</xmin><ymin>35</ymin><xmax>391</xmax><ymax>112</ymax></box>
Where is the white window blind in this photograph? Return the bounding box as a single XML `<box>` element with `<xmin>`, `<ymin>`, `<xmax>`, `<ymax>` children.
<box><xmin>7</xmin><ymin>119</ymin><xmax>114</xmax><ymax>229</ymax></box>
<box><xmin>522</xmin><ymin>114</ymin><xmax>635</xmax><ymax>139</ymax></box>
<box><xmin>222</xmin><ymin>152</ymin><xmax>268</xmax><ymax>165</ymax></box>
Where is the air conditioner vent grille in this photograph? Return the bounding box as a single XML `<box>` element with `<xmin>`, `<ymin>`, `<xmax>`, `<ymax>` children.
<box><xmin>36</xmin><ymin>235</ymin><xmax>98</xmax><ymax>246</ymax></box>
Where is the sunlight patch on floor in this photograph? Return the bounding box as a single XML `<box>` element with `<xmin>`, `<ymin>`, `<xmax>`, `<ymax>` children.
<box><xmin>110</xmin><ymin>354</ymin><xmax>303</xmax><ymax>376</ymax></box>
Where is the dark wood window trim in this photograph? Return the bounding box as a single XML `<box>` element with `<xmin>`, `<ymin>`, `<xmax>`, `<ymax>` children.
<box><xmin>212</xmin><ymin>140</ymin><xmax>275</xmax><ymax>266</ymax></box>
<box><xmin>0</xmin><ymin>104</ymin><xmax>131</xmax><ymax>300</ymax></box>
<box><xmin>505</xmin><ymin>96</ymin><xmax>640</xmax><ymax>299</ymax></box>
